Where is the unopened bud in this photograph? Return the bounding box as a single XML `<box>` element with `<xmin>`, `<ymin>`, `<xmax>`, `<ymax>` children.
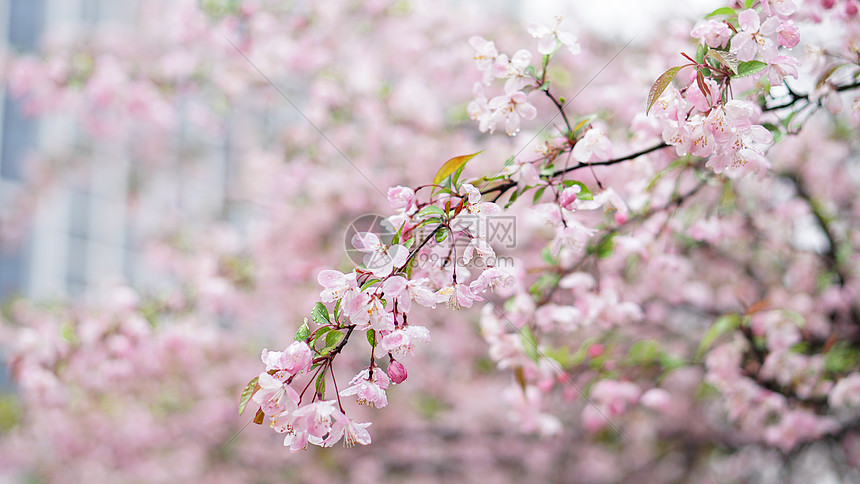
<box><xmin>388</xmin><ymin>360</ymin><xmax>408</xmax><ymax>384</ymax></box>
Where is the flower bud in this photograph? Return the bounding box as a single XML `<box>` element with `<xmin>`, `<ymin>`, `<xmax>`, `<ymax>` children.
<box><xmin>558</xmin><ymin>186</ymin><xmax>580</xmax><ymax>211</ymax></box>
<box><xmin>388</xmin><ymin>360</ymin><xmax>408</xmax><ymax>384</ymax></box>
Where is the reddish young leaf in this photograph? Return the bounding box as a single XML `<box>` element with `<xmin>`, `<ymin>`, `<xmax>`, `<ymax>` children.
<box><xmin>646</xmin><ymin>65</ymin><xmax>684</xmax><ymax>115</ymax></box>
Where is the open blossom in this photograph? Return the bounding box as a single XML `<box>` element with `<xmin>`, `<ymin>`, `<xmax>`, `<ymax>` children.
<box><xmin>468</xmin><ymin>82</ymin><xmax>496</xmax><ymax>133</ymax></box>
<box><xmin>341</xmin><ymin>418</ymin><xmax>373</xmax><ymax>447</ymax></box>
<box><xmin>261</xmin><ymin>341</ymin><xmax>313</xmax><ymax>378</ymax></box>
<box><xmin>488</xmin><ymin>85</ymin><xmax>537</xmax><ymax>136</ymax></box>
<box><xmin>383</xmin><ymin>275</ymin><xmax>437</xmax><ymax>313</ymax></box>
<box><xmin>387</xmin><ymin>185</ymin><xmax>415</xmax><ymax>212</ymax></box>
<box><xmin>462</xmin><ymin>236</ymin><xmax>495</xmax><ymax>264</ymax></box>
<box><xmin>766</xmin><ymin>55</ymin><xmax>800</xmax><ymax>85</ymax></box>
<box><xmin>340</xmin><ymin>367</ymin><xmax>390</xmax><ymax>408</ymax></box>
<box><xmin>829</xmin><ymin>373</ymin><xmax>860</xmax><ymax>408</ymax></box>
<box><xmin>436</xmin><ymin>283</ymin><xmax>482</xmax><ymax>309</ymax></box>
<box><xmin>572</xmin><ymin>129</ymin><xmax>612</xmax><ymax>162</ymax></box>
<box><xmin>351</xmin><ymin>232</ymin><xmax>408</xmax><ymax>277</ymax></box>
<box><xmin>343</xmin><ymin>290</ymin><xmax>394</xmax><ymax>332</ymax></box>
<box><xmin>761</xmin><ymin>0</ymin><xmax>800</xmax><ymax>17</ymax></box>
<box><xmin>380</xmin><ymin>325</ymin><xmax>431</xmax><ymax>358</ymax></box>
<box><xmin>499</xmin><ymin>49</ymin><xmax>534</xmax><ymax>93</ymax></box>
<box><xmin>317</xmin><ymin>269</ymin><xmax>356</xmax><ymax>302</ymax></box>
<box><xmin>470</xmin><ymin>266</ymin><xmax>517</xmax><ymax>293</ymax></box>
<box><xmin>528</xmin><ymin>16</ymin><xmax>580</xmax><ymax>55</ymax></box>
<box><xmin>288</xmin><ymin>400</ymin><xmax>344</xmax><ymax>450</ymax></box>
<box><xmin>776</xmin><ymin>20</ymin><xmax>800</xmax><ymax>47</ymax></box>
<box><xmin>461</xmin><ymin>183</ymin><xmax>502</xmax><ymax>218</ymax></box>
<box><xmin>690</xmin><ymin>19</ymin><xmax>732</xmax><ymax>48</ymax></box>
<box><xmin>732</xmin><ymin>9</ymin><xmax>780</xmax><ymax>62</ymax></box>
<box><xmin>552</xmin><ymin>221</ymin><xmax>597</xmax><ymax>254</ymax></box>
<box><xmin>253</xmin><ymin>371</ymin><xmax>300</xmax><ymax>416</ymax></box>
<box><xmin>468</xmin><ymin>36</ymin><xmax>500</xmax><ymax>84</ymax></box>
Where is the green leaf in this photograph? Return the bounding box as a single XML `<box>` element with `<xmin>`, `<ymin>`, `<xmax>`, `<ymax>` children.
<box><xmin>708</xmin><ymin>50</ymin><xmax>739</xmax><ymax>75</ymax></box>
<box><xmin>646</xmin><ymin>65</ymin><xmax>684</xmax><ymax>115</ymax></box>
<box><xmin>312</xmin><ymin>326</ymin><xmax>333</xmax><ymax>345</ymax></box>
<box><xmin>695</xmin><ymin>43</ymin><xmax>708</xmax><ymax>65</ymax></box>
<box><xmin>825</xmin><ymin>341</ymin><xmax>860</xmax><ymax>374</ymax></box>
<box><xmin>696</xmin><ymin>314</ymin><xmax>741</xmax><ymax>361</ymax></box>
<box><xmin>533</xmin><ymin>186</ymin><xmax>547</xmax><ymax>204</ymax></box>
<box><xmin>311</xmin><ymin>302</ymin><xmax>330</xmax><ymax>325</ymax></box>
<box><xmin>735</xmin><ymin>60</ymin><xmax>767</xmax><ymax>78</ymax></box>
<box><xmin>705</xmin><ymin>6</ymin><xmax>736</xmax><ymax>18</ymax></box>
<box><xmin>505</xmin><ymin>187</ymin><xmax>521</xmax><ymax>208</ymax></box>
<box><xmin>320</xmin><ymin>330</ymin><xmax>345</xmax><ymax>355</ymax></box>
<box><xmin>541</xmin><ymin>246</ymin><xmax>559</xmax><ymax>266</ymax></box>
<box><xmin>333</xmin><ymin>299</ymin><xmax>342</xmax><ymax>322</ymax></box>
<box><xmin>435</xmin><ymin>228</ymin><xmax>449</xmax><ymax>243</ymax></box>
<box><xmin>587</xmin><ymin>234</ymin><xmax>616</xmax><ymax>259</ymax></box>
<box><xmin>543</xmin><ymin>346</ymin><xmax>573</xmax><ymax>368</ymax></box>
<box><xmin>315</xmin><ymin>372</ymin><xmax>326</xmax><ymax>398</ymax></box>
<box><xmin>417</xmin><ymin>205</ymin><xmax>446</xmax><ymax>219</ymax></box>
<box><xmin>627</xmin><ymin>340</ymin><xmax>660</xmax><ymax>365</ymax></box>
<box><xmin>744</xmin><ymin>0</ymin><xmax>755</xmax><ymax>8</ymax></box>
<box><xmin>238</xmin><ymin>376</ymin><xmax>259</xmax><ymax>415</ymax></box>
<box><xmin>294</xmin><ymin>322</ymin><xmax>311</xmax><ymax>342</ymax></box>
<box><xmin>432</xmin><ymin>151</ymin><xmax>483</xmax><ymax>186</ymax></box>
<box><xmin>360</xmin><ymin>278</ymin><xmax>380</xmax><ymax>291</ymax></box>
<box><xmin>366</xmin><ymin>329</ymin><xmax>377</xmax><ymax>347</ymax></box>
<box><xmin>520</xmin><ymin>326</ymin><xmax>540</xmax><ymax>363</ymax></box>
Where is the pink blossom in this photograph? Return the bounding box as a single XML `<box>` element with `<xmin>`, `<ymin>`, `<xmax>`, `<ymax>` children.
<box><xmin>528</xmin><ymin>16</ymin><xmax>580</xmax><ymax>55</ymax></box>
<box><xmin>436</xmin><ymin>283</ymin><xmax>482</xmax><ymax>310</ymax></box>
<box><xmin>387</xmin><ymin>185</ymin><xmax>415</xmax><ymax>212</ymax></box>
<box><xmin>340</xmin><ymin>367</ymin><xmax>390</xmax><ymax>408</ymax></box>
<box><xmin>379</xmin><ymin>325</ymin><xmax>431</xmax><ymax>357</ymax></box>
<box><xmin>572</xmin><ymin>129</ymin><xmax>612</xmax><ymax>162</ymax></box>
<box><xmin>558</xmin><ymin>185</ymin><xmax>580</xmax><ymax>211</ymax></box>
<box><xmin>351</xmin><ymin>232</ymin><xmax>408</xmax><ymax>277</ymax></box>
<box><xmin>470</xmin><ymin>266</ymin><xmax>517</xmax><ymax>293</ymax></box>
<box><xmin>468</xmin><ymin>36</ymin><xmax>499</xmax><ymax>84</ymax></box>
<box><xmin>487</xmin><ymin>87</ymin><xmax>538</xmax><ymax>136</ymax></box>
<box><xmin>343</xmin><ymin>290</ymin><xmax>394</xmax><ymax>332</ymax></box>
<box><xmin>761</xmin><ymin>0</ymin><xmax>800</xmax><ymax>17</ymax></box>
<box><xmin>552</xmin><ymin>221</ymin><xmax>597</xmax><ymax>254</ymax></box>
<box><xmin>767</xmin><ymin>55</ymin><xmax>800</xmax><ymax>85</ymax></box>
<box><xmin>317</xmin><ymin>269</ymin><xmax>355</xmax><ymax>303</ymax></box>
<box><xmin>341</xmin><ymin>418</ymin><xmax>373</xmax><ymax>447</ymax></box>
<box><xmin>467</xmin><ymin>82</ymin><xmax>496</xmax><ymax>133</ymax></box>
<box><xmin>500</xmin><ymin>49</ymin><xmax>534</xmax><ymax>93</ymax></box>
<box><xmin>732</xmin><ymin>10</ymin><xmax>780</xmax><ymax>62</ymax></box>
<box><xmin>461</xmin><ymin>183</ymin><xmax>503</xmax><ymax>218</ymax></box>
<box><xmin>253</xmin><ymin>372</ymin><xmax>300</xmax><ymax>416</ymax></box>
<box><xmin>829</xmin><ymin>373</ymin><xmax>860</xmax><ymax>408</ymax></box>
<box><xmin>690</xmin><ymin>20</ymin><xmax>732</xmax><ymax>48</ymax></box>
<box><xmin>776</xmin><ymin>20</ymin><xmax>800</xmax><ymax>47</ymax></box>
<box><xmin>261</xmin><ymin>341</ymin><xmax>313</xmax><ymax>378</ymax></box>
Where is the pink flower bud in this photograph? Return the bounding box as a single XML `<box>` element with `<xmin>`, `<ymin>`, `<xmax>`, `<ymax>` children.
<box><xmin>614</xmin><ymin>210</ymin><xmax>628</xmax><ymax>225</ymax></box>
<box><xmin>587</xmin><ymin>343</ymin><xmax>604</xmax><ymax>359</ymax></box>
<box><xmin>388</xmin><ymin>360</ymin><xmax>408</xmax><ymax>384</ymax></box>
<box><xmin>558</xmin><ymin>186</ymin><xmax>579</xmax><ymax>211</ymax></box>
